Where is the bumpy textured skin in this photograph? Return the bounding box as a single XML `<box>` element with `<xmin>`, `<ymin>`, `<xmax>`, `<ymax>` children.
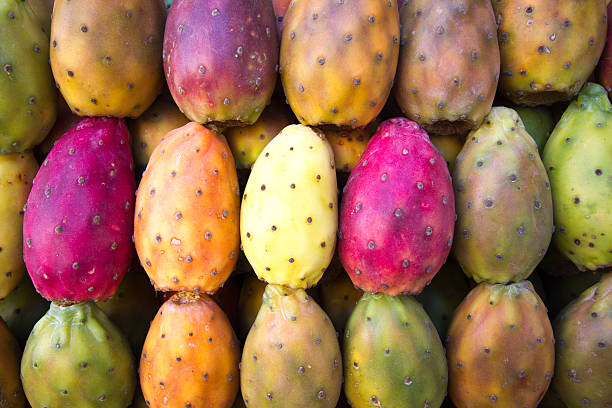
<box><xmin>344</xmin><ymin>293</ymin><xmax>448</xmax><ymax>408</ymax></box>
<box><xmin>129</xmin><ymin>92</ymin><xmax>189</xmax><ymax>170</ymax></box>
<box><xmin>237</xmin><ymin>274</ymin><xmax>266</xmax><ymax>341</ymax></box>
<box><xmin>135</xmin><ymin>122</ymin><xmax>240</xmax><ymax>293</ymax></box>
<box><xmin>0</xmin><ymin>318</ymin><xmax>24</xmax><ymax>408</ymax></box>
<box><xmin>542</xmin><ymin>270</ymin><xmax>603</xmax><ymax>319</ymax></box>
<box><xmin>225</xmin><ymin>99</ymin><xmax>295</xmax><ymax>169</ymax></box>
<box><xmin>453</xmin><ymin>107</ymin><xmax>553</xmax><ymax>283</ymax></box>
<box><xmin>23</xmin><ymin>118</ymin><xmax>135</xmax><ymax>302</ymax></box>
<box><xmin>140</xmin><ymin>292</ymin><xmax>240</xmax><ymax>408</ymax></box>
<box><xmin>26</xmin><ymin>0</ymin><xmax>52</xmax><ymax>33</ymax></box>
<box><xmin>543</xmin><ymin>83</ymin><xmax>612</xmax><ymax>271</ymax></box>
<box><xmin>241</xmin><ymin>124</ymin><xmax>337</xmax><ymax>289</ymax></box>
<box><xmin>416</xmin><ymin>258</ymin><xmax>471</xmax><ymax>340</ymax></box>
<box><xmin>322</xmin><ymin>127</ymin><xmax>371</xmax><ymax>172</ymax></box>
<box><xmin>0</xmin><ymin>0</ymin><xmax>57</xmax><ymax>153</ymax></box>
<box><xmin>34</xmin><ymin>96</ymin><xmax>81</xmax><ymax>161</ymax></box>
<box><xmin>319</xmin><ymin>268</ymin><xmax>362</xmax><ymax>334</ymax></box>
<box><xmin>447</xmin><ymin>281</ymin><xmax>555</xmax><ymax>408</ymax></box>
<box><xmin>395</xmin><ymin>0</ymin><xmax>499</xmax><ymax>135</ymax></box>
<box><xmin>50</xmin><ymin>0</ymin><xmax>165</xmax><ymax>117</ymax></box>
<box><xmin>551</xmin><ymin>273</ymin><xmax>612</xmax><ymax>408</ymax></box>
<box><xmin>339</xmin><ymin>118</ymin><xmax>455</xmax><ymax>295</ymax></box>
<box><xmin>281</xmin><ymin>0</ymin><xmax>400</xmax><ymax>128</ymax></box>
<box><xmin>0</xmin><ymin>277</ymin><xmax>49</xmax><ymax>348</ymax></box>
<box><xmin>240</xmin><ymin>284</ymin><xmax>342</xmax><ymax>408</ymax></box>
<box><xmin>430</xmin><ymin>133</ymin><xmax>463</xmax><ymax>171</ymax></box>
<box><xmin>164</xmin><ymin>0</ymin><xmax>278</xmax><ymax>126</ymax></box>
<box><xmin>21</xmin><ymin>302</ymin><xmax>136</xmax><ymax>408</ymax></box>
<box><xmin>597</xmin><ymin>3</ymin><xmax>612</xmax><ymax>97</ymax></box>
<box><xmin>492</xmin><ymin>0</ymin><xmax>608</xmax><ymax>105</ymax></box>
<box><xmin>515</xmin><ymin>105</ymin><xmax>554</xmax><ymax>154</ymax></box>
<box><xmin>0</xmin><ymin>152</ymin><xmax>38</xmax><ymax>299</ymax></box>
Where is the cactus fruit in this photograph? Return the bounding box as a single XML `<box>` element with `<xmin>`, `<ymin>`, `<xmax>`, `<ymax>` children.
<box><xmin>225</xmin><ymin>99</ymin><xmax>295</xmax><ymax>169</ymax></box>
<box><xmin>237</xmin><ymin>274</ymin><xmax>267</xmax><ymax>341</ymax></box>
<box><xmin>34</xmin><ymin>96</ymin><xmax>81</xmax><ymax>162</ymax></box>
<box><xmin>323</xmin><ymin>127</ymin><xmax>371</xmax><ymax>172</ymax></box>
<box><xmin>429</xmin><ymin>134</ymin><xmax>463</xmax><ymax>171</ymax></box>
<box><xmin>395</xmin><ymin>0</ymin><xmax>499</xmax><ymax>135</ymax></box>
<box><xmin>542</xmin><ymin>270</ymin><xmax>603</xmax><ymax>319</ymax></box>
<box><xmin>551</xmin><ymin>272</ymin><xmax>612</xmax><ymax>408</ymax></box>
<box><xmin>597</xmin><ymin>3</ymin><xmax>612</xmax><ymax>97</ymax></box>
<box><xmin>23</xmin><ymin>117</ymin><xmax>135</xmax><ymax>302</ymax></box>
<box><xmin>0</xmin><ymin>317</ymin><xmax>24</xmax><ymax>408</ymax></box>
<box><xmin>447</xmin><ymin>281</ymin><xmax>555</xmax><ymax>408</ymax></box>
<box><xmin>129</xmin><ymin>92</ymin><xmax>189</xmax><ymax>170</ymax></box>
<box><xmin>135</xmin><ymin>122</ymin><xmax>240</xmax><ymax>293</ymax></box>
<box><xmin>140</xmin><ymin>292</ymin><xmax>240</xmax><ymax>408</ymax></box>
<box><xmin>492</xmin><ymin>0</ymin><xmax>608</xmax><ymax>105</ymax></box>
<box><xmin>0</xmin><ymin>0</ymin><xmax>57</xmax><ymax>153</ymax></box>
<box><xmin>339</xmin><ymin>118</ymin><xmax>455</xmax><ymax>295</ymax></box>
<box><xmin>272</xmin><ymin>0</ymin><xmax>291</xmax><ymax>35</ymax></box>
<box><xmin>241</xmin><ymin>124</ymin><xmax>337</xmax><ymax>289</ymax></box>
<box><xmin>164</xmin><ymin>0</ymin><xmax>278</xmax><ymax>126</ymax></box>
<box><xmin>319</xmin><ymin>268</ymin><xmax>362</xmax><ymax>335</ymax></box>
<box><xmin>240</xmin><ymin>284</ymin><xmax>342</xmax><ymax>408</ymax></box>
<box><xmin>0</xmin><ymin>152</ymin><xmax>38</xmax><ymax>299</ymax></box>
<box><xmin>515</xmin><ymin>105</ymin><xmax>555</xmax><ymax>154</ymax></box>
<box><xmin>543</xmin><ymin>83</ymin><xmax>612</xmax><ymax>271</ymax></box>
<box><xmin>50</xmin><ymin>0</ymin><xmax>165</xmax><ymax>118</ymax></box>
<box><xmin>343</xmin><ymin>293</ymin><xmax>448</xmax><ymax>408</ymax></box>
<box><xmin>26</xmin><ymin>0</ymin><xmax>52</xmax><ymax>33</ymax></box>
<box><xmin>452</xmin><ymin>107</ymin><xmax>553</xmax><ymax>283</ymax></box>
<box><xmin>281</xmin><ymin>0</ymin><xmax>400</xmax><ymax>128</ymax></box>
<box><xmin>21</xmin><ymin>301</ymin><xmax>137</xmax><ymax>408</ymax></box>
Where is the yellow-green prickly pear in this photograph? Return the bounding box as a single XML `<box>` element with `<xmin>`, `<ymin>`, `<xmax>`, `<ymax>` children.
<box><xmin>240</xmin><ymin>124</ymin><xmax>338</xmax><ymax>289</ymax></box>
<box><xmin>0</xmin><ymin>317</ymin><xmax>24</xmax><ymax>408</ymax></box>
<box><xmin>26</xmin><ymin>0</ymin><xmax>52</xmax><ymax>33</ymax></box>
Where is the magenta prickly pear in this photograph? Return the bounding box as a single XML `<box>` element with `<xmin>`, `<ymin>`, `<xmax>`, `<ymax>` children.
<box><xmin>339</xmin><ymin>118</ymin><xmax>455</xmax><ymax>295</ymax></box>
<box><xmin>23</xmin><ymin>117</ymin><xmax>135</xmax><ymax>302</ymax></box>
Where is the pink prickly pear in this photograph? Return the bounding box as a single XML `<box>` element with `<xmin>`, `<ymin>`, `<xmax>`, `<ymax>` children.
<box><xmin>23</xmin><ymin>117</ymin><xmax>135</xmax><ymax>302</ymax></box>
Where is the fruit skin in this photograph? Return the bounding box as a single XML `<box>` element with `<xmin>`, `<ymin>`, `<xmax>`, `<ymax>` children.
<box><xmin>0</xmin><ymin>317</ymin><xmax>25</xmax><ymax>408</ymax></box>
<box><xmin>135</xmin><ymin>122</ymin><xmax>240</xmax><ymax>293</ymax></box>
<box><xmin>429</xmin><ymin>133</ymin><xmax>463</xmax><ymax>171</ymax></box>
<box><xmin>597</xmin><ymin>3</ymin><xmax>612</xmax><ymax>97</ymax></box>
<box><xmin>23</xmin><ymin>118</ymin><xmax>135</xmax><ymax>302</ymax></box>
<box><xmin>395</xmin><ymin>0</ymin><xmax>499</xmax><ymax>135</ymax></box>
<box><xmin>21</xmin><ymin>301</ymin><xmax>137</xmax><ymax>408</ymax></box>
<box><xmin>319</xmin><ymin>267</ymin><xmax>362</xmax><ymax>335</ymax></box>
<box><xmin>0</xmin><ymin>0</ymin><xmax>57</xmax><ymax>153</ymax></box>
<box><xmin>225</xmin><ymin>99</ymin><xmax>295</xmax><ymax>169</ymax></box>
<box><xmin>343</xmin><ymin>293</ymin><xmax>448</xmax><ymax>408</ymax></box>
<box><xmin>272</xmin><ymin>0</ymin><xmax>291</xmax><ymax>36</ymax></box>
<box><xmin>452</xmin><ymin>107</ymin><xmax>553</xmax><ymax>283</ymax></box>
<box><xmin>447</xmin><ymin>281</ymin><xmax>555</xmax><ymax>408</ymax></box>
<box><xmin>551</xmin><ymin>272</ymin><xmax>612</xmax><ymax>408</ymax></box>
<box><xmin>50</xmin><ymin>0</ymin><xmax>165</xmax><ymax>118</ymax></box>
<box><xmin>322</xmin><ymin>127</ymin><xmax>371</xmax><ymax>172</ymax></box>
<box><xmin>542</xmin><ymin>83</ymin><xmax>612</xmax><ymax>271</ymax></box>
<box><xmin>34</xmin><ymin>96</ymin><xmax>81</xmax><ymax>162</ymax></box>
<box><xmin>241</xmin><ymin>124</ymin><xmax>337</xmax><ymax>289</ymax></box>
<box><xmin>236</xmin><ymin>274</ymin><xmax>267</xmax><ymax>341</ymax></box>
<box><xmin>140</xmin><ymin>292</ymin><xmax>239</xmax><ymax>408</ymax></box>
<box><xmin>0</xmin><ymin>152</ymin><xmax>38</xmax><ymax>299</ymax></box>
<box><xmin>164</xmin><ymin>0</ymin><xmax>278</xmax><ymax>126</ymax></box>
<box><xmin>281</xmin><ymin>0</ymin><xmax>400</xmax><ymax>128</ymax></box>
<box><xmin>514</xmin><ymin>105</ymin><xmax>554</xmax><ymax>154</ymax></box>
<box><xmin>240</xmin><ymin>284</ymin><xmax>342</xmax><ymax>408</ymax></box>
<box><xmin>339</xmin><ymin>118</ymin><xmax>455</xmax><ymax>295</ymax></box>
<box><xmin>492</xmin><ymin>0</ymin><xmax>608</xmax><ymax>106</ymax></box>
<box><xmin>26</xmin><ymin>0</ymin><xmax>52</xmax><ymax>33</ymax></box>
<box><xmin>129</xmin><ymin>91</ymin><xmax>189</xmax><ymax>170</ymax></box>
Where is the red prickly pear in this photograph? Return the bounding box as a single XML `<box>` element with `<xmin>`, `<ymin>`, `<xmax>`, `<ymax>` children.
<box><xmin>23</xmin><ymin>117</ymin><xmax>136</xmax><ymax>302</ymax></box>
<box><xmin>339</xmin><ymin>118</ymin><xmax>455</xmax><ymax>295</ymax></box>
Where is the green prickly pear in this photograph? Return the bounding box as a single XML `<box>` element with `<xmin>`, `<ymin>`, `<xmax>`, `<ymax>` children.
<box><xmin>0</xmin><ymin>317</ymin><xmax>24</xmax><ymax>408</ymax></box>
<box><xmin>26</xmin><ymin>0</ymin><xmax>52</xmax><ymax>33</ymax></box>
<box><xmin>240</xmin><ymin>284</ymin><xmax>342</xmax><ymax>408</ymax></box>
<box><xmin>343</xmin><ymin>292</ymin><xmax>448</xmax><ymax>408</ymax></box>
<box><xmin>515</xmin><ymin>105</ymin><xmax>555</xmax><ymax>154</ymax></box>
<box><xmin>542</xmin><ymin>83</ymin><xmax>612</xmax><ymax>271</ymax></box>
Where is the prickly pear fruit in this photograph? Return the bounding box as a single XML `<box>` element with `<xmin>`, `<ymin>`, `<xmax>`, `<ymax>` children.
<box><xmin>272</xmin><ymin>0</ymin><xmax>291</xmax><ymax>35</ymax></box>
<box><xmin>0</xmin><ymin>277</ymin><xmax>49</xmax><ymax>348</ymax></box>
<box><xmin>21</xmin><ymin>301</ymin><xmax>137</xmax><ymax>408</ymax></box>
<box><xmin>429</xmin><ymin>133</ymin><xmax>463</xmax><ymax>171</ymax></box>
<box><xmin>551</xmin><ymin>272</ymin><xmax>612</xmax><ymax>408</ymax></box>
<box><xmin>542</xmin><ymin>270</ymin><xmax>603</xmax><ymax>319</ymax></box>
<box><xmin>26</xmin><ymin>0</ymin><xmax>52</xmax><ymax>33</ymax></box>
<box><xmin>237</xmin><ymin>274</ymin><xmax>267</xmax><ymax>341</ymax></box>
<box><xmin>50</xmin><ymin>0</ymin><xmax>165</xmax><ymax>118</ymax></box>
<box><xmin>319</xmin><ymin>267</ymin><xmax>362</xmax><ymax>334</ymax></box>
<box><xmin>543</xmin><ymin>83</ymin><xmax>612</xmax><ymax>271</ymax></box>
<box><xmin>241</xmin><ymin>124</ymin><xmax>337</xmax><ymax>289</ymax></box>
<box><xmin>597</xmin><ymin>3</ymin><xmax>612</xmax><ymax>97</ymax></box>
<box><xmin>492</xmin><ymin>0</ymin><xmax>608</xmax><ymax>105</ymax></box>
<box><xmin>140</xmin><ymin>292</ymin><xmax>240</xmax><ymax>408</ymax></box>
<box><xmin>135</xmin><ymin>122</ymin><xmax>240</xmax><ymax>293</ymax></box>
<box><xmin>225</xmin><ymin>99</ymin><xmax>295</xmax><ymax>169</ymax></box>
<box><xmin>164</xmin><ymin>0</ymin><xmax>278</xmax><ymax>126</ymax></box>
<box><xmin>23</xmin><ymin>118</ymin><xmax>135</xmax><ymax>302</ymax></box>
<box><xmin>395</xmin><ymin>0</ymin><xmax>499</xmax><ymax>135</ymax></box>
<box><xmin>323</xmin><ymin>127</ymin><xmax>371</xmax><ymax>172</ymax></box>
<box><xmin>452</xmin><ymin>107</ymin><xmax>553</xmax><ymax>283</ymax></box>
<box><xmin>240</xmin><ymin>284</ymin><xmax>342</xmax><ymax>408</ymax></box>
<box><xmin>0</xmin><ymin>152</ymin><xmax>38</xmax><ymax>299</ymax></box>
<box><xmin>0</xmin><ymin>317</ymin><xmax>24</xmax><ymax>408</ymax></box>
<box><xmin>281</xmin><ymin>0</ymin><xmax>400</xmax><ymax>128</ymax></box>
<box><xmin>129</xmin><ymin>92</ymin><xmax>189</xmax><ymax>170</ymax></box>
<box><xmin>339</xmin><ymin>118</ymin><xmax>455</xmax><ymax>295</ymax></box>
<box><xmin>515</xmin><ymin>105</ymin><xmax>555</xmax><ymax>154</ymax></box>
<box><xmin>344</xmin><ymin>293</ymin><xmax>448</xmax><ymax>408</ymax></box>
<box><xmin>447</xmin><ymin>281</ymin><xmax>555</xmax><ymax>408</ymax></box>
<box><xmin>34</xmin><ymin>96</ymin><xmax>81</xmax><ymax>161</ymax></box>
<box><xmin>0</xmin><ymin>0</ymin><xmax>57</xmax><ymax>153</ymax></box>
